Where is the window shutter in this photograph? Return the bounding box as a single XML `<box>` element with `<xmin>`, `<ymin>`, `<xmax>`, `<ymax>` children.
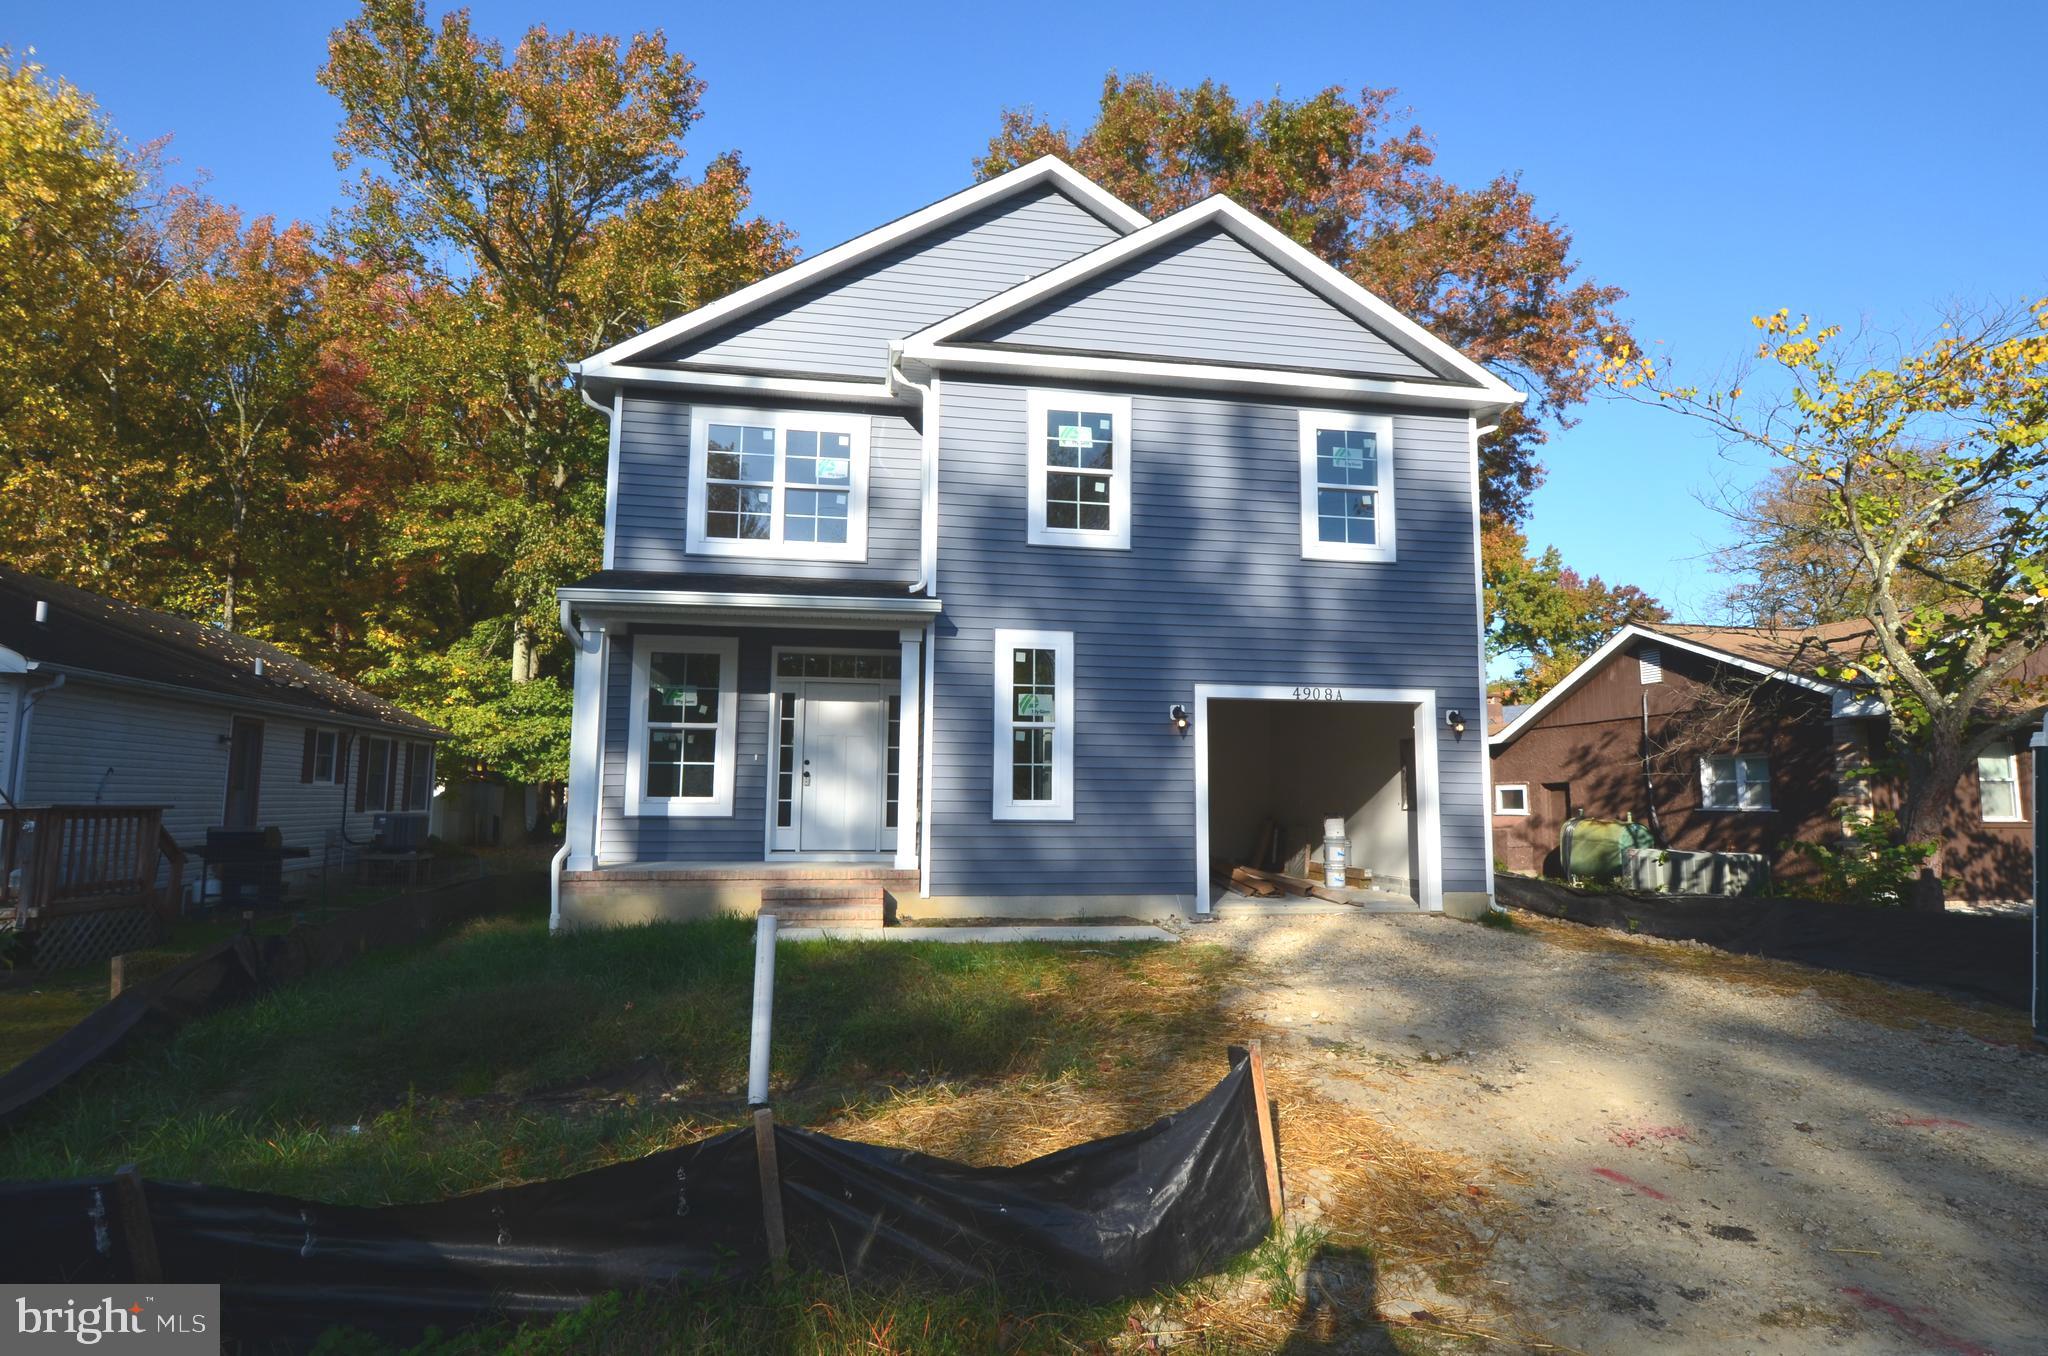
<box><xmin>354</xmin><ymin>738</ymin><xmax>368</xmax><ymax>813</ymax></box>
<box><xmin>301</xmin><ymin>729</ymin><xmax>317</xmax><ymax>783</ymax></box>
<box><xmin>1638</xmin><ymin>645</ymin><xmax>1663</xmax><ymax>685</ymax></box>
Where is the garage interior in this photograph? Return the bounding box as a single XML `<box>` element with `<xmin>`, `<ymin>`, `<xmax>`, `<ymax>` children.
<box><xmin>1206</xmin><ymin>699</ymin><xmax>1418</xmax><ymax>907</ymax></box>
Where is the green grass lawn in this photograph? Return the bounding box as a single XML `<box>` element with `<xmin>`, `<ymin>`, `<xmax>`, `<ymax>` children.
<box><xmin>0</xmin><ymin>903</ymin><xmax>1235</xmax><ymax>1204</ymax></box>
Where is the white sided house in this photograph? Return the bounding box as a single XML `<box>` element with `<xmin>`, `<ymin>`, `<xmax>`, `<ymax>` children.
<box><xmin>1</xmin><ymin>564</ymin><xmax>444</xmax><ymax>897</ymax></box>
<box><xmin>555</xmin><ymin>158</ymin><xmax>1522</xmax><ymax>927</ymax></box>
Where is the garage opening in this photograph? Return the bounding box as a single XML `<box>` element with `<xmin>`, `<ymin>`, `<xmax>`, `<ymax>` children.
<box><xmin>1200</xmin><ymin>696</ymin><xmax>1428</xmax><ymax>912</ymax></box>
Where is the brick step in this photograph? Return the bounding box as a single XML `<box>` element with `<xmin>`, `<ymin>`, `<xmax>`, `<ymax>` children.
<box><xmin>761</xmin><ymin>883</ymin><xmax>887</xmax><ymax>929</ymax></box>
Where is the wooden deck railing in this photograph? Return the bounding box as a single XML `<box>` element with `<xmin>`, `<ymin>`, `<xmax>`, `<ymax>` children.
<box><xmin>0</xmin><ymin>806</ymin><xmax>182</xmax><ymax>928</ymax></box>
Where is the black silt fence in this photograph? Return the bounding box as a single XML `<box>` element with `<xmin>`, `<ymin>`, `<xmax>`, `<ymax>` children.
<box><xmin>0</xmin><ymin>1057</ymin><xmax>1274</xmax><ymax>1346</ymax></box>
<box><xmin>1496</xmin><ymin>872</ymin><xmax>2031</xmax><ymax>1010</ymax></box>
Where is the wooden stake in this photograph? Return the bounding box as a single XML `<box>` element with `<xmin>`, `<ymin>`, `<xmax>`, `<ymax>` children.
<box><xmin>109</xmin><ymin>953</ymin><xmax>127</xmax><ymax>1000</ymax></box>
<box><xmin>112</xmin><ymin>1164</ymin><xmax>162</xmax><ymax>1283</ymax></box>
<box><xmin>1246</xmin><ymin>1041</ymin><xmax>1284</xmax><ymax>1221</ymax></box>
<box><xmin>752</xmin><ymin>1106</ymin><xmax>790</xmax><ymax>1280</ymax></box>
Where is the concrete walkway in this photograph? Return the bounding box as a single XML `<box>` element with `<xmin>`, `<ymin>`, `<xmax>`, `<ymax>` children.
<box><xmin>776</xmin><ymin>924</ymin><xmax>1180</xmax><ymax>944</ymax></box>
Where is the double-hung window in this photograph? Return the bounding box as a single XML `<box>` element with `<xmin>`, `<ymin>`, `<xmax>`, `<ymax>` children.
<box><xmin>1026</xmin><ymin>390</ymin><xmax>1131</xmax><ymax>549</ymax></box>
<box><xmin>628</xmin><ymin>637</ymin><xmax>739</xmax><ymax>817</ymax></box>
<box><xmin>361</xmin><ymin>737</ymin><xmax>394</xmax><ymax>812</ymax></box>
<box><xmin>1699</xmin><ymin>754</ymin><xmax>1771</xmax><ymax>811</ymax></box>
<box><xmin>1298</xmin><ymin>411</ymin><xmax>1395</xmax><ymax>562</ymax></box>
<box><xmin>992</xmin><ymin>628</ymin><xmax>1074</xmax><ymax>820</ymax></box>
<box><xmin>302</xmin><ymin>729</ymin><xmax>344</xmax><ymax>786</ymax></box>
<box><xmin>1978</xmin><ymin>740</ymin><xmax>2024</xmax><ymax>822</ymax></box>
<box><xmin>685</xmin><ymin>407</ymin><xmax>868</xmax><ymax>561</ymax></box>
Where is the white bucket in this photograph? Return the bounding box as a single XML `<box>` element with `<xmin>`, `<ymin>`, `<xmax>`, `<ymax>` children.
<box><xmin>1322</xmin><ymin>817</ymin><xmax>1348</xmax><ymax>888</ymax></box>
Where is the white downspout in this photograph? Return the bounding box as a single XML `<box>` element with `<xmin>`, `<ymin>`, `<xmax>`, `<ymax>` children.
<box><xmin>6</xmin><ymin>670</ymin><xmax>64</xmax><ymax>805</ymax></box>
<box><xmin>1472</xmin><ymin>420</ymin><xmax>1500</xmax><ymax>914</ymax></box>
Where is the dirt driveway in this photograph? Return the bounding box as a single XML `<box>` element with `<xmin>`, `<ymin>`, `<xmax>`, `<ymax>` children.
<box><xmin>1208</xmin><ymin>910</ymin><xmax>2048</xmax><ymax>1354</ymax></box>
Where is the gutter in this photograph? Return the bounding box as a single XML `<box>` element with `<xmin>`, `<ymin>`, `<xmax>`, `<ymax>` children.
<box><xmin>549</xmin><ymin>599</ymin><xmax>593</xmax><ymax>936</ymax></box>
<box><xmin>17</xmin><ymin>662</ymin><xmax>440</xmax><ymax>742</ymax></box>
<box><xmin>5</xmin><ymin>671</ymin><xmax>65</xmax><ymax>804</ymax></box>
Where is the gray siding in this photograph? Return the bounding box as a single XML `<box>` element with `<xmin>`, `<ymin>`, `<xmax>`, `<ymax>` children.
<box><xmin>16</xmin><ymin>681</ymin><xmax>427</xmax><ymax>875</ymax></box>
<box><xmin>598</xmin><ymin>626</ymin><xmax>899</xmax><ymax>864</ymax></box>
<box><xmin>977</xmin><ymin>227</ymin><xmax>1442</xmax><ymax>380</ymax></box>
<box><xmin>650</xmin><ymin>186</ymin><xmax>1122</xmax><ymax>379</ymax></box>
<box><xmin>611</xmin><ymin>397</ymin><xmax>922</xmax><ymax>582</ymax></box>
<box><xmin>927</xmin><ymin>380</ymin><xmax>1486</xmax><ymax>898</ymax></box>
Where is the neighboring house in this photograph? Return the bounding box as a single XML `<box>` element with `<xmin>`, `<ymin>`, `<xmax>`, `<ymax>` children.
<box><xmin>553</xmin><ymin>157</ymin><xmax>1524</xmax><ymax>926</ymax></box>
<box><xmin>1488</xmin><ymin>621</ymin><xmax>2038</xmax><ymax>902</ymax></box>
<box><xmin>1</xmin><ymin>564</ymin><xmax>444</xmax><ymax>893</ymax></box>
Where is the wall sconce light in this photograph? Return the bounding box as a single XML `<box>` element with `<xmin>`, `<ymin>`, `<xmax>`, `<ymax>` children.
<box><xmin>1168</xmin><ymin>704</ymin><xmax>1190</xmax><ymax>736</ymax></box>
<box><xmin>1446</xmin><ymin>709</ymin><xmax>1466</xmax><ymax>735</ymax></box>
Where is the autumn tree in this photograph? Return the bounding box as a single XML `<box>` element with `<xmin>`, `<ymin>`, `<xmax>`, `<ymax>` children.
<box><xmin>1604</xmin><ymin>302</ymin><xmax>2048</xmax><ymax>906</ymax></box>
<box><xmin>318</xmin><ymin>0</ymin><xmax>793</xmax><ymax>780</ymax></box>
<box><xmin>1485</xmin><ymin>521</ymin><xmax>1669</xmax><ymax>701</ymax></box>
<box><xmin>979</xmin><ymin>75</ymin><xmax>1628</xmax><ymax>530</ymax></box>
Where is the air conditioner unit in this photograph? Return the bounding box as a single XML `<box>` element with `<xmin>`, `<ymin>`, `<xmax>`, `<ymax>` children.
<box><xmin>372</xmin><ymin>813</ymin><xmax>429</xmax><ymax>853</ymax></box>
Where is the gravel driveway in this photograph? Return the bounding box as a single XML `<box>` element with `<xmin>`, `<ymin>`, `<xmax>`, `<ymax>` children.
<box><xmin>1207</xmin><ymin>910</ymin><xmax>2048</xmax><ymax>1354</ymax></box>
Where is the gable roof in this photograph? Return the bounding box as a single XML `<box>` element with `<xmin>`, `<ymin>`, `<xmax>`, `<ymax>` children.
<box><xmin>0</xmin><ymin>564</ymin><xmax>441</xmax><ymax>737</ymax></box>
<box><xmin>1488</xmin><ymin>622</ymin><xmax>1858</xmax><ymax>749</ymax></box>
<box><xmin>576</xmin><ymin>158</ymin><xmax>1148</xmax><ymax>376</ymax></box>
<box><xmin>901</xmin><ymin>194</ymin><xmax>1524</xmax><ymax>410</ymax></box>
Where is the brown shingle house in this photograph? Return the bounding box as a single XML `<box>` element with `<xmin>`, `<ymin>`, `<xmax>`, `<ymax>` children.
<box><xmin>1488</xmin><ymin>622</ymin><xmax>2037</xmax><ymax>903</ymax></box>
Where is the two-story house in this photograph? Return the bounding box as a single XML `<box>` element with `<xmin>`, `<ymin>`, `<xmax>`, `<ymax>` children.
<box><xmin>550</xmin><ymin>158</ymin><xmax>1523</xmax><ymax>928</ymax></box>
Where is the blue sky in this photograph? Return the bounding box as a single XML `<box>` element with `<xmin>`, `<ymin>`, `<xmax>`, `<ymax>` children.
<box><xmin>12</xmin><ymin>1</ymin><xmax>2046</xmax><ymax>620</ymax></box>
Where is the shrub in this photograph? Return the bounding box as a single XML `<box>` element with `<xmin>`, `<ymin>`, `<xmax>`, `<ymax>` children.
<box><xmin>1786</xmin><ymin>810</ymin><xmax>1945</xmax><ymax>907</ymax></box>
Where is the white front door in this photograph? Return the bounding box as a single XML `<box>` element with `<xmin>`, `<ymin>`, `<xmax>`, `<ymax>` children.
<box><xmin>799</xmin><ymin>680</ymin><xmax>885</xmax><ymax>851</ymax></box>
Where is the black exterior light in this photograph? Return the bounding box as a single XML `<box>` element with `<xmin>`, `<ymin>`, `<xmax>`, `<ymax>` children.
<box><xmin>1446</xmin><ymin>709</ymin><xmax>1466</xmax><ymax>736</ymax></box>
<box><xmin>1169</xmin><ymin>704</ymin><xmax>1191</xmax><ymax>736</ymax></box>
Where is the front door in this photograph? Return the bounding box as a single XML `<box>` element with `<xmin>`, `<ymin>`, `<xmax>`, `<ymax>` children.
<box><xmin>799</xmin><ymin>681</ymin><xmax>885</xmax><ymax>852</ymax></box>
<box><xmin>223</xmin><ymin>717</ymin><xmax>265</xmax><ymax>828</ymax></box>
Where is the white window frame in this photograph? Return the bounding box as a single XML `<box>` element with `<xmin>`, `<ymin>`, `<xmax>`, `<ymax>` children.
<box><xmin>1698</xmin><ymin>754</ymin><xmax>1772</xmax><ymax>812</ymax></box>
<box><xmin>627</xmin><ymin>636</ymin><xmax>740</xmax><ymax>818</ymax></box>
<box><xmin>1025</xmin><ymin>389</ymin><xmax>1132</xmax><ymax>550</ymax></box>
<box><xmin>312</xmin><ymin>729</ymin><xmax>343</xmax><ymax>786</ymax></box>
<box><xmin>361</xmin><ymin>736</ymin><xmax>396</xmax><ymax>812</ymax></box>
<box><xmin>1978</xmin><ymin>739</ymin><xmax>2024</xmax><ymax>823</ymax></box>
<box><xmin>991</xmin><ymin>628</ymin><xmax>1075</xmax><ymax>821</ymax></box>
<box><xmin>684</xmin><ymin>406</ymin><xmax>870</xmax><ymax>562</ymax></box>
<box><xmin>1493</xmin><ymin>783</ymin><xmax>1530</xmax><ymax>816</ymax></box>
<box><xmin>1298</xmin><ymin>409</ymin><xmax>1395</xmax><ymax>563</ymax></box>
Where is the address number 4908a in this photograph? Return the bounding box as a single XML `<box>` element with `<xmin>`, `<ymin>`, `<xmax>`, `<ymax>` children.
<box><xmin>1292</xmin><ymin>686</ymin><xmax>1344</xmax><ymax>701</ymax></box>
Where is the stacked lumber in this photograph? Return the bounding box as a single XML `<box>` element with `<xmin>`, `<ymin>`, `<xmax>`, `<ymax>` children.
<box><xmin>1211</xmin><ymin>862</ymin><xmax>1356</xmax><ymax>906</ymax></box>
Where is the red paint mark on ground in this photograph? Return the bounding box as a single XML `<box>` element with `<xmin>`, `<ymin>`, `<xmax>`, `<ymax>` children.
<box><xmin>1892</xmin><ymin>1115</ymin><xmax>1976</xmax><ymax>1130</ymax></box>
<box><xmin>1590</xmin><ymin>1167</ymin><xmax>1670</xmax><ymax>1200</ymax></box>
<box><xmin>1609</xmin><ymin>1124</ymin><xmax>1692</xmax><ymax>1148</ymax></box>
<box><xmin>1840</xmin><ymin>1286</ymin><xmax>1995</xmax><ymax>1356</ymax></box>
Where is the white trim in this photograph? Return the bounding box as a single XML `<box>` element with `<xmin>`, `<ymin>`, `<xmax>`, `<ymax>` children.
<box><xmin>1470</xmin><ymin>418</ymin><xmax>1497</xmax><ymax>909</ymax></box>
<box><xmin>1298</xmin><ymin>409</ymin><xmax>1395</xmax><ymax>563</ymax></box>
<box><xmin>1025</xmin><ymin>389</ymin><xmax>1133</xmax><ymax>550</ymax></box>
<box><xmin>684</xmin><ymin>406</ymin><xmax>871</xmax><ymax>562</ymax></box>
<box><xmin>1978</xmin><ymin>738</ymin><xmax>2026</xmax><ymax>823</ymax></box>
<box><xmin>991</xmin><ymin>628</ymin><xmax>1075</xmax><ymax>821</ymax></box>
<box><xmin>626</xmin><ymin>636</ymin><xmax>740</xmax><ymax>818</ymax></box>
<box><xmin>1493</xmin><ymin>783</ymin><xmax>1531</xmax><ymax>816</ymax></box>
<box><xmin>559</xmin><ymin>586</ymin><xmax>940</xmax><ymax>617</ymax></box>
<box><xmin>901</xmin><ymin>343</ymin><xmax>1512</xmax><ymax>413</ymax></box>
<box><xmin>580</xmin><ymin>158</ymin><xmax>1148</xmax><ymax>369</ymax></box>
<box><xmin>1698</xmin><ymin>753</ymin><xmax>1772</xmax><ymax>812</ymax></box>
<box><xmin>575</xmin><ymin>361</ymin><xmax>907</xmax><ymax>405</ymax></box>
<box><xmin>894</xmin><ymin>628</ymin><xmax>923</xmax><ymax>869</ymax></box>
<box><xmin>903</xmin><ymin>195</ymin><xmax>1521</xmax><ymax>402</ymax></box>
<box><xmin>1490</xmin><ymin>624</ymin><xmax>1856</xmax><ymax>749</ymax></box>
<box><xmin>1193</xmin><ymin>684</ymin><xmax>1442</xmax><ymax>913</ymax></box>
<box><xmin>921</xmin><ymin>375</ymin><xmax>942</xmax><ymax>592</ymax></box>
<box><xmin>918</xmin><ymin>620</ymin><xmax>937</xmax><ymax>898</ymax></box>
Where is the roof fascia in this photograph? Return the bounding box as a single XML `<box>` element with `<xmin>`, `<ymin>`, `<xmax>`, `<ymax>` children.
<box><xmin>579</xmin><ymin>158</ymin><xmax>1148</xmax><ymax>370</ymax></box>
<box><xmin>33</xmin><ymin>663</ymin><xmax>445</xmax><ymax>739</ymax></box>
<box><xmin>576</xmin><ymin>360</ymin><xmax>908</xmax><ymax>407</ymax></box>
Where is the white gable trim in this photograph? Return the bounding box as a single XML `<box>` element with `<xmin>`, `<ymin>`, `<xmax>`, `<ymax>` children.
<box><xmin>578</xmin><ymin>158</ymin><xmax>1148</xmax><ymax>371</ymax></box>
<box><xmin>902</xmin><ymin>195</ymin><xmax>1522</xmax><ymax>402</ymax></box>
<box><xmin>1489</xmin><ymin>624</ymin><xmax>1856</xmax><ymax>749</ymax></box>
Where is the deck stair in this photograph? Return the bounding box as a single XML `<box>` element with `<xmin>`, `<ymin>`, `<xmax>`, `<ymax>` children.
<box><xmin>759</xmin><ymin>883</ymin><xmax>888</xmax><ymax>929</ymax></box>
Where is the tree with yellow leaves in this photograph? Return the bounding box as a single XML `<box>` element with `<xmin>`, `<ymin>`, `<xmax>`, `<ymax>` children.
<box><xmin>1602</xmin><ymin>302</ymin><xmax>2048</xmax><ymax>907</ymax></box>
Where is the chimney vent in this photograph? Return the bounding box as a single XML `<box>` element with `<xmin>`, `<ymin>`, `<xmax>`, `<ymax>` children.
<box><xmin>34</xmin><ymin>599</ymin><xmax>49</xmax><ymax>625</ymax></box>
<box><xmin>252</xmin><ymin>657</ymin><xmax>266</xmax><ymax>678</ymax></box>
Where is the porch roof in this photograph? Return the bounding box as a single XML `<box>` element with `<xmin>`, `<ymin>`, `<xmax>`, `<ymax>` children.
<box><xmin>557</xmin><ymin>571</ymin><xmax>940</xmax><ymax>630</ymax></box>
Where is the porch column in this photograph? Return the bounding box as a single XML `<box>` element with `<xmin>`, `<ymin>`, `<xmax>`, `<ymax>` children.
<box><xmin>894</xmin><ymin>626</ymin><xmax>923</xmax><ymax>872</ymax></box>
<box><xmin>563</xmin><ymin>617</ymin><xmax>608</xmax><ymax>872</ymax></box>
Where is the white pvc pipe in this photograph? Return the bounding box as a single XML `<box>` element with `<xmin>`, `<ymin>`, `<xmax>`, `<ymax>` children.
<box><xmin>747</xmin><ymin>913</ymin><xmax>778</xmax><ymax>1106</ymax></box>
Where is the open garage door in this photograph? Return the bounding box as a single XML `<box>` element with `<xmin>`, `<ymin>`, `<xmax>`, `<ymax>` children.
<box><xmin>1194</xmin><ymin>686</ymin><xmax>1441</xmax><ymax>914</ymax></box>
